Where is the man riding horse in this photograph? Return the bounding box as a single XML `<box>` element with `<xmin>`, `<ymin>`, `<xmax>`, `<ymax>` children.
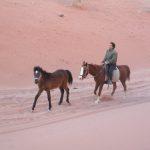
<box><xmin>102</xmin><ymin>42</ymin><xmax>118</xmax><ymax>84</ymax></box>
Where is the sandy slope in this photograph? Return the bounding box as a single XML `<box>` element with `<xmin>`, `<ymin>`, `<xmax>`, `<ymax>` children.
<box><xmin>0</xmin><ymin>0</ymin><xmax>150</xmax><ymax>88</ymax></box>
<box><xmin>0</xmin><ymin>0</ymin><xmax>150</xmax><ymax>150</ymax></box>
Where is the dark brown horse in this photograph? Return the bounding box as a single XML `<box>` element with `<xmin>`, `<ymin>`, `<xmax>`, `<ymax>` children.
<box><xmin>32</xmin><ymin>66</ymin><xmax>73</xmax><ymax>111</ymax></box>
<box><xmin>79</xmin><ymin>61</ymin><xmax>130</xmax><ymax>103</ymax></box>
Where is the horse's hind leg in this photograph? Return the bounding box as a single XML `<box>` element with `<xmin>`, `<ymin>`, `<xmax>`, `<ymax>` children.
<box><xmin>65</xmin><ymin>87</ymin><xmax>70</xmax><ymax>104</ymax></box>
<box><xmin>121</xmin><ymin>80</ymin><xmax>127</xmax><ymax>96</ymax></box>
<box><xmin>58</xmin><ymin>88</ymin><xmax>64</xmax><ymax>105</ymax></box>
<box><xmin>94</xmin><ymin>82</ymin><xmax>99</xmax><ymax>95</ymax></box>
<box><xmin>32</xmin><ymin>89</ymin><xmax>43</xmax><ymax>111</ymax></box>
<box><xmin>46</xmin><ymin>90</ymin><xmax>52</xmax><ymax>110</ymax></box>
<box><xmin>111</xmin><ymin>82</ymin><xmax>117</xmax><ymax>96</ymax></box>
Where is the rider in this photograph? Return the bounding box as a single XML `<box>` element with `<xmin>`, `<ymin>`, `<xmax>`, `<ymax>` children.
<box><xmin>102</xmin><ymin>42</ymin><xmax>118</xmax><ymax>84</ymax></box>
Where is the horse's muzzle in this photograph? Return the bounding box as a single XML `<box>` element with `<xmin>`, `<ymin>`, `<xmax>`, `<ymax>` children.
<box><xmin>34</xmin><ymin>79</ymin><xmax>38</xmax><ymax>84</ymax></box>
<box><xmin>78</xmin><ymin>75</ymin><xmax>83</xmax><ymax>80</ymax></box>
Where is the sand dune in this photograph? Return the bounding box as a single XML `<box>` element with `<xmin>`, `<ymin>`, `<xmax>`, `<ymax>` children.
<box><xmin>0</xmin><ymin>0</ymin><xmax>150</xmax><ymax>88</ymax></box>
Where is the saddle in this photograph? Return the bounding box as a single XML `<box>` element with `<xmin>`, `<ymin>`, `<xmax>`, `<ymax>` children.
<box><xmin>105</xmin><ymin>66</ymin><xmax>120</xmax><ymax>82</ymax></box>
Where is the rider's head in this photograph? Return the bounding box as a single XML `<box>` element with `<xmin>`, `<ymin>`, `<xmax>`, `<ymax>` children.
<box><xmin>109</xmin><ymin>42</ymin><xmax>115</xmax><ymax>49</ymax></box>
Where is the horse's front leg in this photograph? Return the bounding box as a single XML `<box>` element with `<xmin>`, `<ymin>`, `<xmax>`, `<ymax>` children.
<box><xmin>95</xmin><ymin>84</ymin><xmax>104</xmax><ymax>104</ymax></box>
<box><xmin>32</xmin><ymin>89</ymin><xmax>43</xmax><ymax>111</ymax></box>
<box><xmin>65</xmin><ymin>87</ymin><xmax>70</xmax><ymax>104</ymax></box>
<box><xmin>94</xmin><ymin>82</ymin><xmax>99</xmax><ymax>95</ymax></box>
<box><xmin>111</xmin><ymin>82</ymin><xmax>117</xmax><ymax>96</ymax></box>
<box><xmin>46</xmin><ymin>90</ymin><xmax>52</xmax><ymax>110</ymax></box>
<box><xmin>58</xmin><ymin>88</ymin><xmax>64</xmax><ymax>105</ymax></box>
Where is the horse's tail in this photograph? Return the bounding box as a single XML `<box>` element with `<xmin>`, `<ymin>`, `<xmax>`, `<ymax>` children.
<box><xmin>126</xmin><ymin>65</ymin><xmax>130</xmax><ymax>81</ymax></box>
<box><xmin>66</xmin><ymin>70</ymin><xmax>73</xmax><ymax>84</ymax></box>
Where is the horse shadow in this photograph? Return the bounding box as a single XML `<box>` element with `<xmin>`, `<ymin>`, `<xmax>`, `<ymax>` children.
<box><xmin>101</xmin><ymin>95</ymin><xmax>114</xmax><ymax>102</ymax></box>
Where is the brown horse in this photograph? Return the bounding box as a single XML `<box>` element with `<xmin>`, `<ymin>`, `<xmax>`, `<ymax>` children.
<box><xmin>79</xmin><ymin>61</ymin><xmax>130</xmax><ymax>103</ymax></box>
<box><xmin>32</xmin><ymin>66</ymin><xmax>73</xmax><ymax>111</ymax></box>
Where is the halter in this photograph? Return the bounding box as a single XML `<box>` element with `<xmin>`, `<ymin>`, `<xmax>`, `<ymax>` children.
<box><xmin>78</xmin><ymin>65</ymin><xmax>89</xmax><ymax>79</ymax></box>
<box><xmin>34</xmin><ymin>70</ymin><xmax>41</xmax><ymax>81</ymax></box>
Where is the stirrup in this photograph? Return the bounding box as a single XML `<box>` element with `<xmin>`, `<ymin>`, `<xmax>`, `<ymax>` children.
<box><xmin>107</xmin><ymin>80</ymin><xmax>112</xmax><ymax>85</ymax></box>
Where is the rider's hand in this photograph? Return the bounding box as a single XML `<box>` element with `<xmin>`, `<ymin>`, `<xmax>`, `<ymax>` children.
<box><xmin>104</xmin><ymin>61</ymin><xmax>109</xmax><ymax>65</ymax></box>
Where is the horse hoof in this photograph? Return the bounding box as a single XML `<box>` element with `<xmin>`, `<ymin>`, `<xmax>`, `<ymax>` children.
<box><xmin>32</xmin><ymin>109</ymin><xmax>34</xmax><ymax>113</ymax></box>
<box><xmin>66</xmin><ymin>100</ymin><xmax>70</xmax><ymax>104</ymax></box>
<box><xmin>95</xmin><ymin>100</ymin><xmax>100</xmax><ymax>104</ymax></box>
<box><xmin>95</xmin><ymin>96</ymin><xmax>102</xmax><ymax>104</ymax></box>
<box><xmin>68</xmin><ymin>102</ymin><xmax>71</xmax><ymax>106</ymax></box>
<box><xmin>58</xmin><ymin>102</ymin><xmax>62</xmax><ymax>105</ymax></box>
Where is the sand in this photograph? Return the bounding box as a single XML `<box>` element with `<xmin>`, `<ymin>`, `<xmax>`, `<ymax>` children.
<box><xmin>1</xmin><ymin>102</ymin><xmax>150</xmax><ymax>150</ymax></box>
<box><xmin>0</xmin><ymin>0</ymin><xmax>150</xmax><ymax>88</ymax></box>
<box><xmin>0</xmin><ymin>0</ymin><xmax>150</xmax><ymax>149</ymax></box>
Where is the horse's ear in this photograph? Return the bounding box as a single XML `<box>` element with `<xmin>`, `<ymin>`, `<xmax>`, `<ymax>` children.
<box><xmin>85</xmin><ymin>62</ymin><xmax>88</xmax><ymax>66</ymax></box>
<box><xmin>34</xmin><ymin>66</ymin><xmax>42</xmax><ymax>72</ymax></box>
<box><xmin>33</xmin><ymin>66</ymin><xmax>37</xmax><ymax>71</ymax></box>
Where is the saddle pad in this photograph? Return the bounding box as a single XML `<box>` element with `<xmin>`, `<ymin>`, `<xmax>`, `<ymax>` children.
<box><xmin>112</xmin><ymin>67</ymin><xmax>120</xmax><ymax>82</ymax></box>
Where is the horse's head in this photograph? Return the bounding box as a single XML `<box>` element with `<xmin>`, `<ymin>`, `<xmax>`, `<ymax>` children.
<box><xmin>78</xmin><ymin>61</ymin><xmax>89</xmax><ymax>80</ymax></box>
<box><xmin>33</xmin><ymin>66</ymin><xmax>43</xmax><ymax>84</ymax></box>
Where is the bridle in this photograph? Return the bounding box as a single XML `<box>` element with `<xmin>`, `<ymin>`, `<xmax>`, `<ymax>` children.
<box><xmin>34</xmin><ymin>70</ymin><xmax>42</xmax><ymax>83</ymax></box>
<box><xmin>84</xmin><ymin>65</ymin><xmax>89</xmax><ymax>77</ymax></box>
<box><xmin>79</xmin><ymin>65</ymin><xmax>89</xmax><ymax>79</ymax></box>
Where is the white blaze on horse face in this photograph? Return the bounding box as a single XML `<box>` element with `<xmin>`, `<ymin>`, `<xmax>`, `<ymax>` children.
<box><xmin>78</xmin><ymin>67</ymin><xmax>84</xmax><ymax>79</ymax></box>
<box><xmin>35</xmin><ymin>70</ymin><xmax>38</xmax><ymax>74</ymax></box>
<box><xmin>34</xmin><ymin>70</ymin><xmax>40</xmax><ymax>80</ymax></box>
<box><xmin>80</xmin><ymin>67</ymin><xmax>84</xmax><ymax>76</ymax></box>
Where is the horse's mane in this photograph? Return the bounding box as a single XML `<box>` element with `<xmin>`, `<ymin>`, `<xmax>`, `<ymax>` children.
<box><xmin>88</xmin><ymin>63</ymin><xmax>103</xmax><ymax>70</ymax></box>
<box><xmin>34</xmin><ymin>66</ymin><xmax>51</xmax><ymax>79</ymax></box>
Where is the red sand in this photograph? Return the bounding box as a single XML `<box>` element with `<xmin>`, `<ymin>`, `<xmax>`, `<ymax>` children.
<box><xmin>0</xmin><ymin>0</ymin><xmax>150</xmax><ymax>88</ymax></box>
<box><xmin>1</xmin><ymin>102</ymin><xmax>150</xmax><ymax>150</ymax></box>
<box><xmin>0</xmin><ymin>0</ymin><xmax>150</xmax><ymax>150</ymax></box>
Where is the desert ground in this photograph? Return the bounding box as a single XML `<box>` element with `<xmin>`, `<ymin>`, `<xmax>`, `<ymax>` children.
<box><xmin>0</xmin><ymin>0</ymin><xmax>150</xmax><ymax>150</ymax></box>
